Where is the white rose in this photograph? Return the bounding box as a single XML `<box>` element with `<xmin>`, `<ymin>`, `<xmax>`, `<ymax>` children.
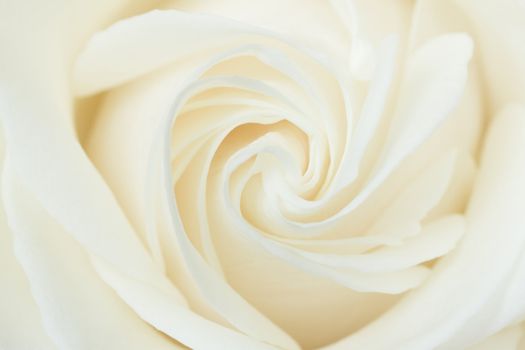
<box><xmin>1</xmin><ymin>0</ymin><xmax>525</xmax><ymax>349</ymax></box>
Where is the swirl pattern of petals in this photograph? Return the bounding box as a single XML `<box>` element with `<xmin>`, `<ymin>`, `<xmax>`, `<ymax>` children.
<box><xmin>76</xmin><ymin>8</ymin><xmax>477</xmax><ymax>349</ymax></box>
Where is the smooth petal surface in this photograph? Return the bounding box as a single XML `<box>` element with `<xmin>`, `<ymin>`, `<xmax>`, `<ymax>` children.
<box><xmin>366</xmin><ymin>34</ymin><xmax>472</xmax><ymax>202</ymax></box>
<box><xmin>2</xmin><ymin>163</ymin><xmax>185</xmax><ymax>350</ymax></box>
<box><xmin>467</xmin><ymin>323</ymin><xmax>525</xmax><ymax>350</ymax></box>
<box><xmin>0</xmin><ymin>225</ymin><xmax>57</xmax><ymax>350</ymax></box>
<box><xmin>0</xmin><ymin>1</ymin><xmax>206</xmax><ymax>349</ymax></box>
<box><xmin>0</xmin><ymin>131</ymin><xmax>57</xmax><ymax>350</ymax></box>
<box><xmin>455</xmin><ymin>0</ymin><xmax>525</xmax><ymax>111</ymax></box>
<box><xmin>92</xmin><ymin>258</ymin><xmax>279</xmax><ymax>350</ymax></box>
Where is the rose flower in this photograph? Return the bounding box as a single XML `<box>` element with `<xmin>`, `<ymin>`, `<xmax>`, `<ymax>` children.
<box><xmin>1</xmin><ymin>1</ymin><xmax>525</xmax><ymax>349</ymax></box>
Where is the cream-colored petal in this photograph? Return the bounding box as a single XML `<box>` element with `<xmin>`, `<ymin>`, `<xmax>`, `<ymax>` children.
<box><xmin>455</xmin><ymin>0</ymin><xmax>525</xmax><ymax>111</ymax></box>
<box><xmin>159</xmin><ymin>0</ymin><xmax>349</xmax><ymax>64</ymax></box>
<box><xmin>205</xmin><ymin>149</ymin><xmax>431</xmax><ymax>295</ymax></box>
<box><xmin>250</xmin><ymin>148</ymin><xmax>457</xmax><ymax>244</ymax></box>
<box><xmin>366</xmin><ymin>33</ymin><xmax>473</xmax><ymax>203</ymax></box>
<box><xmin>329</xmin><ymin>35</ymin><xmax>398</xmax><ymax>193</ymax></box>
<box><xmin>209</xmin><ymin>167</ymin><xmax>401</xmax><ymax>346</ymax></box>
<box><xmin>0</xmin><ymin>222</ymin><xmax>57</xmax><ymax>350</ymax></box>
<box><xmin>247</xmin><ymin>33</ymin><xmax>473</xmax><ymax>235</ymax></box>
<box><xmin>87</xmin><ymin>66</ymin><xmax>300</xmax><ymax>349</ymax></box>
<box><xmin>92</xmin><ymin>258</ymin><xmax>277</xmax><ymax>350</ymax></box>
<box><xmin>1</xmin><ymin>0</ymin><xmax>195</xmax><ymax>323</ymax></box>
<box><xmin>1</xmin><ymin>1</ymin><xmax>494</xmax><ymax>350</ymax></box>
<box><xmin>2</xmin><ymin>91</ymin><xmax>187</xmax><ymax>304</ymax></box>
<box><xmin>290</xmin><ymin>216</ymin><xmax>464</xmax><ymax>272</ymax></box>
<box><xmin>408</xmin><ymin>0</ymin><xmax>472</xmax><ymax>50</ymax></box>
<box><xmin>2</xmin><ymin>164</ymin><xmax>184</xmax><ymax>350</ymax></box>
<box><xmin>74</xmin><ymin>9</ymin><xmax>335</xmax><ymax>97</ymax></box>
<box><xmin>467</xmin><ymin>323</ymin><xmax>525</xmax><ymax>350</ymax></box>
<box><xmin>0</xmin><ymin>131</ymin><xmax>56</xmax><ymax>350</ymax></box>
<box><xmin>321</xmin><ymin>105</ymin><xmax>525</xmax><ymax>350</ymax></box>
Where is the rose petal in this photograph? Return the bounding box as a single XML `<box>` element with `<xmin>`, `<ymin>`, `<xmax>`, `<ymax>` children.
<box><xmin>249</xmin><ymin>147</ymin><xmax>458</xmax><ymax>244</ymax></box>
<box><xmin>0</xmin><ymin>224</ymin><xmax>57</xmax><ymax>350</ymax></box>
<box><xmin>362</xmin><ymin>33</ymin><xmax>473</xmax><ymax>207</ymax></box>
<box><xmin>0</xmin><ymin>0</ymin><xmax>205</xmax><ymax>345</ymax></box>
<box><xmin>455</xmin><ymin>0</ymin><xmax>525</xmax><ymax>110</ymax></box>
<box><xmin>2</xmin><ymin>164</ymin><xmax>184</xmax><ymax>350</ymax></box>
<box><xmin>160</xmin><ymin>90</ymin><xmax>303</xmax><ymax>349</ymax></box>
<box><xmin>290</xmin><ymin>215</ymin><xmax>464</xmax><ymax>272</ymax></box>
<box><xmin>92</xmin><ymin>258</ymin><xmax>279</xmax><ymax>350</ymax></box>
<box><xmin>209</xmin><ymin>138</ymin><xmax>432</xmax><ymax>293</ymax></box>
<box><xmin>74</xmin><ymin>9</ymin><xmax>334</xmax><ymax>97</ymax></box>
<box><xmin>245</xmin><ymin>33</ymin><xmax>473</xmax><ymax>233</ymax></box>
<box><xmin>466</xmin><ymin>323</ymin><xmax>525</xmax><ymax>350</ymax></box>
<box><xmin>320</xmin><ymin>104</ymin><xmax>525</xmax><ymax>350</ymax></box>
<box><xmin>328</xmin><ymin>35</ymin><xmax>398</xmax><ymax>193</ymax></box>
<box><xmin>85</xmin><ymin>53</ymin><xmax>303</xmax><ymax>349</ymax></box>
<box><xmin>0</xmin><ymin>133</ymin><xmax>57</xmax><ymax>350</ymax></box>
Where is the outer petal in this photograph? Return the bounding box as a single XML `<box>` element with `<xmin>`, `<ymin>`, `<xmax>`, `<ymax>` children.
<box><xmin>467</xmin><ymin>323</ymin><xmax>525</xmax><ymax>350</ymax></box>
<box><xmin>1</xmin><ymin>2</ymin><xmax>301</xmax><ymax>349</ymax></box>
<box><xmin>455</xmin><ymin>0</ymin><xmax>525</xmax><ymax>111</ymax></box>
<box><xmin>0</xmin><ymin>1</ymin><xmax>197</xmax><ymax>349</ymax></box>
<box><xmin>2</xmin><ymin>160</ymin><xmax>186</xmax><ymax>350</ymax></box>
<box><xmin>0</xmin><ymin>130</ymin><xmax>57</xmax><ymax>350</ymax></box>
<box><xmin>159</xmin><ymin>0</ymin><xmax>415</xmax><ymax>74</ymax></box>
